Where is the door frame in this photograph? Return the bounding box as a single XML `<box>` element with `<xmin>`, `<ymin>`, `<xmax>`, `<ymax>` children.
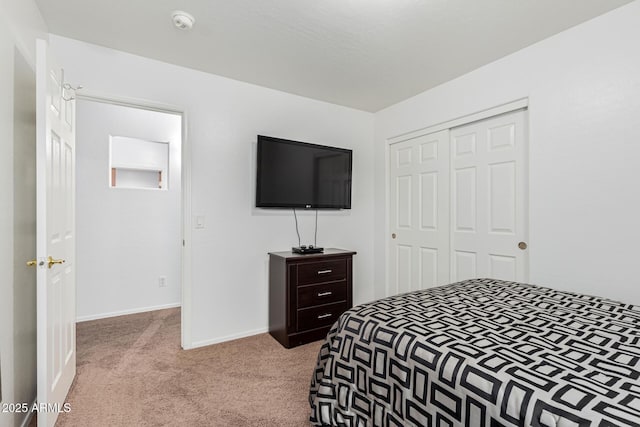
<box><xmin>75</xmin><ymin>91</ymin><xmax>193</xmax><ymax>349</ymax></box>
<box><xmin>384</xmin><ymin>98</ymin><xmax>529</xmax><ymax>297</ymax></box>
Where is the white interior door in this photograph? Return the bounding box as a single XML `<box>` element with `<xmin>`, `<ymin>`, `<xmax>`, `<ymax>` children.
<box><xmin>36</xmin><ymin>39</ymin><xmax>76</xmax><ymax>427</ymax></box>
<box><xmin>388</xmin><ymin>130</ymin><xmax>450</xmax><ymax>295</ymax></box>
<box><xmin>450</xmin><ymin>109</ymin><xmax>528</xmax><ymax>282</ymax></box>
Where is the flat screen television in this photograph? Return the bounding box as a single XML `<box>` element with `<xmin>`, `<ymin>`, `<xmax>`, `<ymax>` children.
<box><xmin>256</xmin><ymin>135</ymin><xmax>352</xmax><ymax>209</ymax></box>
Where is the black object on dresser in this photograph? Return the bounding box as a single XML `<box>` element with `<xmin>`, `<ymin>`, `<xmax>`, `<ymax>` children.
<box><xmin>268</xmin><ymin>248</ymin><xmax>356</xmax><ymax>348</ymax></box>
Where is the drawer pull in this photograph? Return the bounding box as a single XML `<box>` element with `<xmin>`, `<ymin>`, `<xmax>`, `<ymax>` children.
<box><xmin>317</xmin><ymin>269</ymin><xmax>333</xmax><ymax>275</ymax></box>
<box><xmin>317</xmin><ymin>313</ymin><xmax>333</xmax><ymax>320</ymax></box>
<box><xmin>317</xmin><ymin>291</ymin><xmax>333</xmax><ymax>297</ymax></box>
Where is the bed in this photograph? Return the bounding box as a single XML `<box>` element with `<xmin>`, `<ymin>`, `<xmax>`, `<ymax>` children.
<box><xmin>309</xmin><ymin>278</ymin><xmax>640</xmax><ymax>426</ymax></box>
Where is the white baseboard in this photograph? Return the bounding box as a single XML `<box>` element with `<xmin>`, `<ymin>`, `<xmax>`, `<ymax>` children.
<box><xmin>76</xmin><ymin>302</ymin><xmax>182</xmax><ymax>323</ymax></box>
<box><xmin>185</xmin><ymin>327</ymin><xmax>269</xmax><ymax>350</ymax></box>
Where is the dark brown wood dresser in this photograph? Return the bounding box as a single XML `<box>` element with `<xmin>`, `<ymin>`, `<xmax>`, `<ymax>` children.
<box><xmin>268</xmin><ymin>248</ymin><xmax>356</xmax><ymax>348</ymax></box>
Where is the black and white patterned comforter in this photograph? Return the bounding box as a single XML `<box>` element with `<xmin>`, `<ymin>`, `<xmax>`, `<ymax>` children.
<box><xmin>309</xmin><ymin>278</ymin><xmax>640</xmax><ymax>426</ymax></box>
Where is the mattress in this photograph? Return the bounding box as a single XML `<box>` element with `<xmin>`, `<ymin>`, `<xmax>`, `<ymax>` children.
<box><xmin>309</xmin><ymin>278</ymin><xmax>640</xmax><ymax>426</ymax></box>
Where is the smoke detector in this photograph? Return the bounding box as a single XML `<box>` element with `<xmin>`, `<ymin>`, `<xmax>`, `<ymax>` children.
<box><xmin>172</xmin><ymin>11</ymin><xmax>195</xmax><ymax>30</ymax></box>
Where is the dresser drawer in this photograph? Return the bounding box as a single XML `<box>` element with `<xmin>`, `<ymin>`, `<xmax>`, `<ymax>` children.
<box><xmin>298</xmin><ymin>281</ymin><xmax>347</xmax><ymax>309</ymax></box>
<box><xmin>297</xmin><ymin>301</ymin><xmax>348</xmax><ymax>331</ymax></box>
<box><xmin>297</xmin><ymin>259</ymin><xmax>346</xmax><ymax>285</ymax></box>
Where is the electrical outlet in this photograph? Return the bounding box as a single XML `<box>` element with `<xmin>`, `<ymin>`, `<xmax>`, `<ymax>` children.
<box><xmin>158</xmin><ymin>276</ymin><xmax>166</xmax><ymax>287</ymax></box>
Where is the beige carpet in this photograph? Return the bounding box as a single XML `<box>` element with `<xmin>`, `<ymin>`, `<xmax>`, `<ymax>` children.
<box><xmin>56</xmin><ymin>308</ymin><xmax>322</xmax><ymax>426</ymax></box>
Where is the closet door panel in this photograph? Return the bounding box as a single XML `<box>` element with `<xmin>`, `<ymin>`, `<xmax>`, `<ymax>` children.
<box><xmin>389</xmin><ymin>130</ymin><xmax>450</xmax><ymax>295</ymax></box>
<box><xmin>450</xmin><ymin>110</ymin><xmax>528</xmax><ymax>282</ymax></box>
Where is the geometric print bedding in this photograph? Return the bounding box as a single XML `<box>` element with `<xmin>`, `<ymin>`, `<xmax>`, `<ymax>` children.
<box><xmin>309</xmin><ymin>278</ymin><xmax>640</xmax><ymax>426</ymax></box>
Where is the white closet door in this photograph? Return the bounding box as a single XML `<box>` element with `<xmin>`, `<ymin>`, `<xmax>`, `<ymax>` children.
<box><xmin>450</xmin><ymin>109</ymin><xmax>528</xmax><ymax>282</ymax></box>
<box><xmin>388</xmin><ymin>130</ymin><xmax>450</xmax><ymax>295</ymax></box>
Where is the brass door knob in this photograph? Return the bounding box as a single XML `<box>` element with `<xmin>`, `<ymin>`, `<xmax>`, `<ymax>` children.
<box><xmin>47</xmin><ymin>256</ymin><xmax>66</xmax><ymax>269</ymax></box>
<box><xmin>27</xmin><ymin>259</ymin><xmax>38</xmax><ymax>267</ymax></box>
<box><xmin>518</xmin><ymin>242</ymin><xmax>528</xmax><ymax>250</ymax></box>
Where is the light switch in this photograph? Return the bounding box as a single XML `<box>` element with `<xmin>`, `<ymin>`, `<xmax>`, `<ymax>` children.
<box><xmin>195</xmin><ymin>215</ymin><xmax>205</xmax><ymax>229</ymax></box>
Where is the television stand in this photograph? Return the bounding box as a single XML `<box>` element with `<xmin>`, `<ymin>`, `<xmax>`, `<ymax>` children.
<box><xmin>292</xmin><ymin>246</ymin><xmax>323</xmax><ymax>254</ymax></box>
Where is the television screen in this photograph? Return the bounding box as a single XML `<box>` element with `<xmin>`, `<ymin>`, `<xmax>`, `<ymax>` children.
<box><xmin>256</xmin><ymin>135</ymin><xmax>352</xmax><ymax>209</ymax></box>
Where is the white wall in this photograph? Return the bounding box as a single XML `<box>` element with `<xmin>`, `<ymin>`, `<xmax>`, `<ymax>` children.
<box><xmin>76</xmin><ymin>101</ymin><xmax>182</xmax><ymax>321</ymax></box>
<box><xmin>50</xmin><ymin>36</ymin><xmax>375</xmax><ymax>347</ymax></box>
<box><xmin>374</xmin><ymin>1</ymin><xmax>640</xmax><ymax>304</ymax></box>
<box><xmin>11</xmin><ymin>46</ymin><xmax>37</xmax><ymax>427</ymax></box>
<box><xmin>0</xmin><ymin>1</ymin><xmax>47</xmax><ymax>426</ymax></box>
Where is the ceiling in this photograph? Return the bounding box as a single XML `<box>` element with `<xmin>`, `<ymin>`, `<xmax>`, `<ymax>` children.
<box><xmin>35</xmin><ymin>0</ymin><xmax>632</xmax><ymax>112</ymax></box>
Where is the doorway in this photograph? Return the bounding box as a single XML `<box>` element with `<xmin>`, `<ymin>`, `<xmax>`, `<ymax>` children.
<box><xmin>75</xmin><ymin>99</ymin><xmax>183</xmax><ymax>326</ymax></box>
